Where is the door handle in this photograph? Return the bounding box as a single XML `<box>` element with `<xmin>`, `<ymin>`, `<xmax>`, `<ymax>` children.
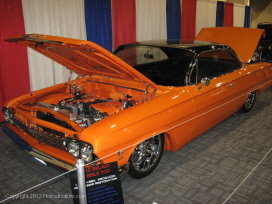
<box><xmin>228</xmin><ymin>83</ymin><xmax>235</xmax><ymax>87</ymax></box>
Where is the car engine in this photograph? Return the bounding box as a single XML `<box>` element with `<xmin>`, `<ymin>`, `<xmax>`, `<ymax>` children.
<box><xmin>36</xmin><ymin>96</ymin><xmax>136</xmax><ymax>129</ymax></box>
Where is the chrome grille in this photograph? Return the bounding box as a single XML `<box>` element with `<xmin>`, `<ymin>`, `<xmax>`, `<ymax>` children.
<box><xmin>13</xmin><ymin>118</ymin><xmax>66</xmax><ymax>151</ymax></box>
<box><xmin>28</xmin><ymin>128</ymin><xmax>66</xmax><ymax>151</ymax></box>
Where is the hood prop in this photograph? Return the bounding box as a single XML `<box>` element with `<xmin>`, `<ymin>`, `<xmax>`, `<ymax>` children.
<box><xmin>143</xmin><ymin>83</ymin><xmax>150</xmax><ymax>102</ymax></box>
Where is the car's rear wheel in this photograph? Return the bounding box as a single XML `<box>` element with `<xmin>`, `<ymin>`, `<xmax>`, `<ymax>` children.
<box><xmin>242</xmin><ymin>90</ymin><xmax>256</xmax><ymax>112</ymax></box>
<box><xmin>128</xmin><ymin>134</ymin><xmax>164</xmax><ymax>179</ymax></box>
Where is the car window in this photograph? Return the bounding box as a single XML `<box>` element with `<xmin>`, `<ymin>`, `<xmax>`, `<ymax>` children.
<box><xmin>115</xmin><ymin>46</ymin><xmax>168</xmax><ymax>66</ymax></box>
<box><xmin>115</xmin><ymin>45</ymin><xmax>194</xmax><ymax>86</ymax></box>
<box><xmin>190</xmin><ymin>50</ymin><xmax>242</xmax><ymax>84</ymax></box>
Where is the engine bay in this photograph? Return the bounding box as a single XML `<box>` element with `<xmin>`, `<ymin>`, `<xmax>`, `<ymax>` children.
<box><xmin>36</xmin><ymin>95</ymin><xmax>136</xmax><ymax>129</ymax></box>
<box><xmin>15</xmin><ymin>76</ymin><xmax>159</xmax><ymax>131</ymax></box>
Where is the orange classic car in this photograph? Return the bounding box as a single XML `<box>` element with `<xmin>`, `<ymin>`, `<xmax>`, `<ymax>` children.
<box><xmin>2</xmin><ymin>27</ymin><xmax>272</xmax><ymax>179</ymax></box>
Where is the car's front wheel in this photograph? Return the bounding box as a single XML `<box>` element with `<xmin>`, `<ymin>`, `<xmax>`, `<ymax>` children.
<box><xmin>128</xmin><ymin>134</ymin><xmax>164</xmax><ymax>179</ymax></box>
<box><xmin>242</xmin><ymin>90</ymin><xmax>257</xmax><ymax>112</ymax></box>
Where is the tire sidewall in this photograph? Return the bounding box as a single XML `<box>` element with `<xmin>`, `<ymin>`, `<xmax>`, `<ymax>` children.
<box><xmin>242</xmin><ymin>90</ymin><xmax>256</xmax><ymax>113</ymax></box>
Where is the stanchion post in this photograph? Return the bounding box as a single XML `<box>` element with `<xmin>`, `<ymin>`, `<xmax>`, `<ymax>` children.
<box><xmin>76</xmin><ymin>158</ymin><xmax>87</xmax><ymax>204</ymax></box>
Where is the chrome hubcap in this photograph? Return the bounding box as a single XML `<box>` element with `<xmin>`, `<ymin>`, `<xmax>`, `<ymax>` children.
<box><xmin>244</xmin><ymin>91</ymin><xmax>256</xmax><ymax>109</ymax></box>
<box><xmin>131</xmin><ymin>135</ymin><xmax>161</xmax><ymax>172</ymax></box>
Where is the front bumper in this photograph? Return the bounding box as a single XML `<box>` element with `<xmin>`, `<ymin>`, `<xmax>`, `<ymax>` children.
<box><xmin>2</xmin><ymin>125</ymin><xmax>75</xmax><ymax>170</ymax></box>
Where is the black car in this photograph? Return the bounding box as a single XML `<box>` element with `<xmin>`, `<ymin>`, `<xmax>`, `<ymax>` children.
<box><xmin>256</xmin><ymin>22</ymin><xmax>272</xmax><ymax>62</ymax></box>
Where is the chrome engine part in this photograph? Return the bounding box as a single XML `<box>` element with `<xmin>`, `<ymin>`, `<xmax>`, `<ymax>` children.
<box><xmin>37</xmin><ymin>102</ymin><xmax>77</xmax><ymax>120</ymax></box>
<box><xmin>37</xmin><ymin>100</ymin><xmax>110</xmax><ymax>128</ymax></box>
<box><xmin>36</xmin><ymin>96</ymin><xmax>136</xmax><ymax>129</ymax></box>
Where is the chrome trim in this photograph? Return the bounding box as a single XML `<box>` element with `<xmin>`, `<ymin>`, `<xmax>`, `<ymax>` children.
<box><xmin>29</xmin><ymin>149</ymin><xmax>75</xmax><ymax>170</ymax></box>
<box><xmin>12</xmin><ymin>117</ymin><xmax>66</xmax><ymax>151</ymax></box>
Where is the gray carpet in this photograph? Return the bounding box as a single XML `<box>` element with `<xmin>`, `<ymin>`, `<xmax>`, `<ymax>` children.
<box><xmin>0</xmin><ymin>87</ymin><xmax>271</xmax><ymax>204</ymax></box>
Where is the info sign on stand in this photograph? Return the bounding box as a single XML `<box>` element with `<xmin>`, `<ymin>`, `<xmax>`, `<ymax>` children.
<box><xmin>70</xmin><ymin>161</ymin><xmax>124</xmax><ymax>204</ymax></box>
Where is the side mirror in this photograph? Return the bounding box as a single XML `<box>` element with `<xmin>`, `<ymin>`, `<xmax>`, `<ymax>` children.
<box><xmin>201</xmin><ymin>77</ymin><xmax>210</xmax><ymax>86</ymax></box>
<box><xmin>197</xmin><ymin>77</ymin><xmax>210</xmax><ymax>90</ymax></box>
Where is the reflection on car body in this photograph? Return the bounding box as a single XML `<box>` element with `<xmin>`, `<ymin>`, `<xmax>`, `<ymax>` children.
<box><xmin>2</xmin><ymin>27</ymin><xmax>272</xmax><ymax>179</ymax></box>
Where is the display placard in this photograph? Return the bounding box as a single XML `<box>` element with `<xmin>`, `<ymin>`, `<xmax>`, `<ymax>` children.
<box><xmin>70</xmin><ymin>161</ymin><xmax>124</xmax><ymax>204</ymax></box>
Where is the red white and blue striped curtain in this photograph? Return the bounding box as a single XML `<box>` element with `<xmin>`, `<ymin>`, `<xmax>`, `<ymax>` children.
<box><xmin>0</xmin><ymin>0</ymin><xmax>251</xmax><ymax>121</ymax></box>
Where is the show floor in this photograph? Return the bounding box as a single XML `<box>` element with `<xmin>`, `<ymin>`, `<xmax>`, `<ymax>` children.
<box><xmin>0</xmin><ymin>87</ymin><xmax>271</xmax><ymax>204</ymax></box>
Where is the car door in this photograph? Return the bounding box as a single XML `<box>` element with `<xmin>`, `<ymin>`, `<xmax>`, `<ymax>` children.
<box><xmin>187</xmin><ymin>49</ymin><xmax>242</xmax><ymax>141</ymax></box>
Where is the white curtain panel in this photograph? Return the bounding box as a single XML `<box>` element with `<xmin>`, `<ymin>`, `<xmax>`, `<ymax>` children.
<box><xmin>136</xmin><ymin>0</ymin><xmax>167</xmax><ymax>41</ymax></box>
<box><xmin>233</xmin><ymin>4</ymin><xmax>245</xmax><ymax>27</ymax></box>
<box><xmin>196</xmin><ymin>0</ymin><xmax>217</xmax><ymax>36</ymax></box>
<box><xmin>22</xmin><ymin>0</ymin><xmax>86</xmax><ymax>91</ymax></box>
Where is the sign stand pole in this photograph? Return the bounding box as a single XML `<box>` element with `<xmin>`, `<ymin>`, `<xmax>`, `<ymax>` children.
<box><xmin>76</xmin><ymin>158</ymin><xmax>87</xmax><ymax>204</ymax></box>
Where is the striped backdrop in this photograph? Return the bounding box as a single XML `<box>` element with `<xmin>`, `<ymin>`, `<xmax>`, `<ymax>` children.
<box><xmin>88</xmin><ymin>0</ymin><xmax>251</xmax><ymax>51</ymax></box>
<box><xmin>0</xmin><ymin>0</ymin><xmax>251</xmax><ymax>121</ymax></box>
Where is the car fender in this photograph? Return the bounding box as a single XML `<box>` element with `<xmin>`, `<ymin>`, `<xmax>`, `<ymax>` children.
<box><xmin>79</xmin><ymin>88</ymin><xmax>194</xmax><ymax>166</ymax></box>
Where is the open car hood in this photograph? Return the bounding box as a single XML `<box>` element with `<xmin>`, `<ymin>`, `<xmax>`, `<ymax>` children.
<box><xmin>195</xmin><ymin>27</ymin><xmax>264</xmax><ymax>63</ymax></box>
<box><xmin>4</xmin><ymin>34</ymin><xmax>156</xmax><ymax>86</ymax></box>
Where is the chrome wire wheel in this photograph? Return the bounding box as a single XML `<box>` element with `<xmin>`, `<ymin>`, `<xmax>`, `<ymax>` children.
<box><xmin>128</xmin><ymin>134</ymin><xmax>164</xmax><ymax>179</ymax></box>
<box><xmin>242</xmin><ymin>90</ymin><xmax>256</xmax><ymax>112</ymax></box>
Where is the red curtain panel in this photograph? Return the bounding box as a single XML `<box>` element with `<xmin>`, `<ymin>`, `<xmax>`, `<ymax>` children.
<box><xmin>224</xmin><ymin>2</ymin><xmax>234</xmax><ymax>27</ymax></box>
<box><xmin>112</xmin><ymin>0</ymin><xmax>136</xmax><ymax>50</ymax></box>
<box><xmin>0</xmin><ymin>0</ymin><xmax>30</xmax><ymax>121</ymax></box>
<box><xmin>181</xmin><ymin>0</ymin><xmax>197</xmax><ymax>40</ymax></box>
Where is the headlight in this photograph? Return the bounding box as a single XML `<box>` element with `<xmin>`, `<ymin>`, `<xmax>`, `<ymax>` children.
<box><xmin>63</xmin><ymin>138</ymin><xmax>93</xmax><ymax>163</ymax></box>
<box><xmin>3</xmin><ymin>108</ymin><xmax>13</xmax><ymax>122</ymax></box>
<box><xmin>67</xmin><ymin>139</ymin><xmax>80</xmax><ymax>157</ymax></box>
<box><xmin>80</xmin><ymin>144</ymin><xmax>93</xmax><ymax>163</ymax></box>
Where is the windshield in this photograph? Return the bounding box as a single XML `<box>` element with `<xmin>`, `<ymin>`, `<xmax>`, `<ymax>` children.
<box><xmin>114</xmin><ymin>45</ymin><xmax>194</xmax><ymax>86</ymax></box>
